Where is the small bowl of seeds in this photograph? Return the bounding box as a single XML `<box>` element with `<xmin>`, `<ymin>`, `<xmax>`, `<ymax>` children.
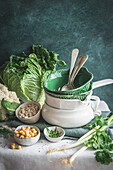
<box><xmin>16</xmin><ymin>101</ymin><xmax>41</xmax><ymax>124</ymax></box>
<box><xmin>14</xmin><ymin>125</ymin><xmax>40</xmax><ymax>145</ymax></box>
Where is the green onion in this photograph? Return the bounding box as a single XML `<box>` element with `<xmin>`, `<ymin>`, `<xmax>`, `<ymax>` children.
<box><xmin>48</xmin><ymin>115</ymin><xmax>113</xmax><ymax>165</ymax></box>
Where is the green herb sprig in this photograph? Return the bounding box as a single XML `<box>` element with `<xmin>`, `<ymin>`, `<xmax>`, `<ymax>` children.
<box><xmin>0</xmin><ymin>126</ymin><xmax>13</xmax><ymax>138</ymax></box>
<box><xmin>44</xmin><ymin>124</ymin><xmax>61</xmax><ymax>138</ymax></box>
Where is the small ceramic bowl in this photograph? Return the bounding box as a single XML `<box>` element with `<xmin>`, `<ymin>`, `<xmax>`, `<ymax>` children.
<box><xmin>16</xmin><ymin>101</ymin><xmax>41</xmax><ymax>124</ymax></box>
<box><xmin>14</xmin><ymin>125</ymin><xmax>40</xmax><ymax>145</ymax></box>
<box><xmin>44</xmin><ymin>126</ymin><xmax>65</xmax><ymax>142</ymax></box>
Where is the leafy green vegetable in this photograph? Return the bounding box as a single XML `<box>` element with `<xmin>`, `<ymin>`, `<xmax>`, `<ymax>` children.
<box><xmin>95</xmin><ymin>149</ymin><xmax>113</xmax><ymax>165</ymax></box>
<box><xmin>84</xmin><ymin>130</ymin><xmax>113</xmax><ymax>149</ymax></box>
<box><xmin>0</xmin><ymin>45</ymin><xmax>66</xmax><ymax>104</ymax></box>
<box><xmin>48</xmin><ymin>115</ymin><xmax>113</xmax><ymax>165</ymax></box>
<box><xmin>1</xmin><ymin>98</ymin><xmax>20</xmax><ymax>116</ymax></box>
<box><xmin>84</xmin><ymin>115</ymin><xmax>113</xmax><ymax>165</ymax></box>
<box><xmin>85</xmin><ymin>115</ymin><xmax>108</xmax><ymax>129</ymax></box>
<box><xmin>44</xmin><ymin>124</ymin><xmax>61</xmax><ymax>138</ymax></box>
<box><xmin>0</xmin><ymin>126</ymin><xmax>13</xmax><ymax>138</ymax></box>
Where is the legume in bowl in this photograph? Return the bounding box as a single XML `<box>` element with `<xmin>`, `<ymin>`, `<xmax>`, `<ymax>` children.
<box><xmin>16</xmin><ymin>101</ymin><xmax>41</xmax><ymax>124</ymax></box>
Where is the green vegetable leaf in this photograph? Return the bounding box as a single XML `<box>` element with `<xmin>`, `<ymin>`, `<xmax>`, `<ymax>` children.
<box><xmin>0</xmin><ymin>126</ymin><xmax>13</xmax><ymax>138</ymax></box>
<box><xmin>83</xmin><ymin>115</ymin><xmax>113</xmax><ymax>165</ymax></box>
<box><xmin>57</xmin><ymin>60</ymin><xmax>67</xmax><ymax>67</ymax></box>
<box><xmin>0</xmin><ymin>45</ymin><xmax>66</xmax><ymax>104</ymax></box>
<box><xmin>95</xmin><ymin>149</ymin><xmax>113</xmax><ymax>165</ymax></box>
<box><xmin>1</xmin><ymin>98</ymin><xmax>20</xmax><ymax>116</ymax></box>
<box><xmin>86</xmin><ymin>115</ymin><xmax>108</xmax><ymax>129</ymax></box>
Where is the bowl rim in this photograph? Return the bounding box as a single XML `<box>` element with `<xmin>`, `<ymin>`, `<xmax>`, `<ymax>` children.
<box><xmin>45</xmin><ymin>90</ymin><xmax>92</xmax><ymax>102</ymax></box>
<box><xmin>14</xmin><ymin>125</ymin><xmax>40</xmax><ymax>140</ymax></box>
<box><xmin>44</xmin><ymin>82</ymin><xmax>93</xmax><ymax>97</ymax></box>
<box><xmin>43</xmin><ymin>67</ymin><xmax>93</xmax><ymax>94</ymax></box>
<box><xmin>16</xmin><ymin>101</ymin><xmax>41</xmax><ymax>120</ymax></box>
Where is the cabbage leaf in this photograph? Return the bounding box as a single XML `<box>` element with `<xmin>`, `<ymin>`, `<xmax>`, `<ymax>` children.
<box><xmin>0</xmin><ymin>45</ymin><xmax>66</xmax><ymax>104</ymax></box>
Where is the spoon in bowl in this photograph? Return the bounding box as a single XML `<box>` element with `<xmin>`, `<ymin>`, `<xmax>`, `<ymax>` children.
<box><xmin>70</xmin><ymin>55</ymin><xmax>88</xmax><ymax>89</ymax></box>
<box><xmin>61</xmin><ymin>49</ymin><xmax>79</xmax><ymax>91</ymax></box>
<box><xmin>61</xmin><ymin>55</ymin><xmax>88</xmax><ymax>91</ymax></box>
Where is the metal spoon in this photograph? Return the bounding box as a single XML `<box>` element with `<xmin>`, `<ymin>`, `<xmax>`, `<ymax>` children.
<box><xmin>61</xmin><ymin>55</ymin><xmax>88</xmax><ymax>91</ymax></box>
<box><xmin>69</xmin><ymin>55</ymin><xmax>83</xmax><ymax>84</ymax></box>
<box><xmin>70</xmin><ymin>55</ymin><xmax>88</xmax><ymax>88</ymax></box>
<box><xmin>61</xmin><ymin>49</ymin><xmax>79</xmax><ymax>91</ymax></box>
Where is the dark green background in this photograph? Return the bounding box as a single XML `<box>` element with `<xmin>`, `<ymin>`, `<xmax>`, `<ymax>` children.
<box><xmin>0</xmin><ymin>0</ymin><xmax>113</xmax><ymax>110</ymax></box>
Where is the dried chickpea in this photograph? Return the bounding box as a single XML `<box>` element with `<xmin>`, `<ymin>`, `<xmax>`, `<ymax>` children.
<box><xmin>20</xmin><ymin>135</ymin><xmax>25</xmax><ymax>139</ymax></box>
<box><xmin>31</xmin><ymin>133</ymin><xmax>35</xmax><ymax>137</ymax></box>
<box><xmin>19</xmin><ymin>130</ymin><xmax>24</xmax><ymax>134</ymax></box>
<box><xmin>21</xmin><ymin>131</ymin><xmax>25</xmax><ymax>136</ymax></box>
<box><xmin>19</xmin><ymin>130</ymin><xmax>25</xmax><ymax>136</ymax></box>
<box><xmin>15</xmin><ymin>126</ymin><xmax>38</xmax><ymax>139</ymax></box>
<box><xmin>35</xmin><ymin>131</ymin><xmax>38</xmax><ymax>135</ymax></box>
<box><xmin>25</xmin><ymin>130</ymin><xmax>29</xmax><ymax>136</ymax></box>
<box><xmin>25</xmin><ymin>133</ymin><xmax>29</xmax><ymax>138</ymax></box>
<box><xmin>29</xmin><ymin>131</ymin><xmax>33</xmax><ymax>135</ymax></box>
<box><xmin>21</xmin><ymin>127</ymin><xmax>25</xmax><ymax>131</ymax></box>
<box><xmin>18</xmin><ymin>129</ymin><xmax>21</xmax><ymax>131</ymax></box>
<box><xmin>34</xmin><ymin>134</ymin><xmax>37</xmax><ymax>137</ymax></box>
<box><xmin>17</xmin><ymin>145</ymin><xmax>21</xmax><ymax>150</ymax></box>
<box><xmin>28</xmin><ymin>134</ymin><xmax>31</xmax><ymax>138</ymax></box>
<box><xmin>26</xmin><ymin>126</ymin><xmax>30</xmax><ymax>130</ymax></box>
<box><xmin>11</xmin><ymin>144</ymin><xmax>15</xmax><ymax>149</ymax></box>
<box><xmin>31</xmin><ymin>128</ymin><xmax>37</xmax><ymax>133</ymax></box>
<box><xmin>31</xmin><ymin>128</ymin><xmax>35</xmax><ymax>131</ymax></box>
<box><xmin>16</xmin><ymin>133</ymin><xmax>20</xmax><ymax>137</ymax></box>
<box><xmin>22</xmin><ymin>129</ymin><xmax>26</xmax><ymax>134</ymax></box>
<box><xmin>14</xmin><ymin>131</ymin><xmax>18</xmax><ymax>135</ymax></box>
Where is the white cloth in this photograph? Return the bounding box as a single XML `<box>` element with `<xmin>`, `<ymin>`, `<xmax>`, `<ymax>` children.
<box><xmin>0</xmin><ymin>101</ymin><xmax>113</xmax><ymax>170</ymax></box>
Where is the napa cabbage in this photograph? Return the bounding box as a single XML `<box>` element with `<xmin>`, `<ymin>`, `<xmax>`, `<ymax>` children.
<box><xmin>0</xmin><ymin>45</ymin><xmax>66</xmax><ymax>104</ymax></box>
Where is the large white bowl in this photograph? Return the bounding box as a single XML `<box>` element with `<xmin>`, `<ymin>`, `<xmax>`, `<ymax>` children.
<box><xmin>45</xmin><ymin>92</ymin><xmax>101</xmax><ymax>110</ymax></box>
<box><xmin>45</xmin><ymin>92</ymin><xmax>92</xmax><ymax>110</ymax></box>
<box><xmin>42</xmin><ymin>100</ymin><xmax>101</xmax><ymax>128</ymax></box>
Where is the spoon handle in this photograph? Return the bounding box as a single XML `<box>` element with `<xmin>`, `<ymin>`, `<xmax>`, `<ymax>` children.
<box><xmin>69</xmin><ymin>49</ymin><xmax>79</xmax><ymax>83</ymax></box>
<box><xmin>69</xmin><ymin>55</ymin><xmax>82</xmax><ymax>84</ymax></box>
<box><xmin>71</xmin><ymin>55</ymin><xmax>88</xmax><ymax>85</ymax></box>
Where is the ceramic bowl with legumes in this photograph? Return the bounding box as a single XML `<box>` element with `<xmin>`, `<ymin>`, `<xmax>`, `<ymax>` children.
<box><xmin>14</xmin><ymin>125</ymin><xmax>40</xmax><ymax>145</ymax></box>
<box><xmin>16</xmin><ymin>101</ymin><xmax>41</xmax><ymax>124</ymax></box>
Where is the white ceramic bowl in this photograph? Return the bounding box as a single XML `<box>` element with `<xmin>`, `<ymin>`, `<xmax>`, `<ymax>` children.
<box><xmin>14</xmin><ymin>125</ymin><xmax>40</xmax><ymax>145</ymax></box>
<box><xmin>16</xmin><ymin>101</ymin><xmax>41</xmax><ymax>124</ymax></box>
<box><xmin>42</xmin><ymin>98</ymin><xmax>101</xmax><ymax>128</ymax></box>
<box><xmin>45</xmin><ymin>92</ymin><xmax>92</xmax><ymax>110</ymax></box>
<box><xmin>44</xmin><ymin>126</ymin><xmax>65</xmax><ymax>142</ymax></box>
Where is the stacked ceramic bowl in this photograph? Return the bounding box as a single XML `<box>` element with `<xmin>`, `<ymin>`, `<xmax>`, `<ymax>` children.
<box><xmin>43</xmin><ymin>67</ymin><xmax>93</xmax><ymax>100</ymax></box>
<box><xmin>42</xmin><ymin>67</ymin><xmax>100</xmax><ymax>128</ymax></box>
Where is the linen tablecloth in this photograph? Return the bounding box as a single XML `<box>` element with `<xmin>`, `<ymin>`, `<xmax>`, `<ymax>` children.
<box><xmin>0</xmin><ymin>100</ymin><xmax>113</xmax><ymax>170</ymax></box>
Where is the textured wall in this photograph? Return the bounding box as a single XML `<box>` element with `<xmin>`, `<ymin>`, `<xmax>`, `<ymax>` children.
<box><xmin>0</xmin><ymin>0</ymin><xmax>113</xmax><ymax>110</ymax></box>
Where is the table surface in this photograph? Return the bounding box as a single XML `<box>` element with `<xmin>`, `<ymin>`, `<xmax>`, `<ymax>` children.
<box><xmin>0</xmin><ymin>100</ymin><xmax>113</xmax><ymax>170</ymax></box>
